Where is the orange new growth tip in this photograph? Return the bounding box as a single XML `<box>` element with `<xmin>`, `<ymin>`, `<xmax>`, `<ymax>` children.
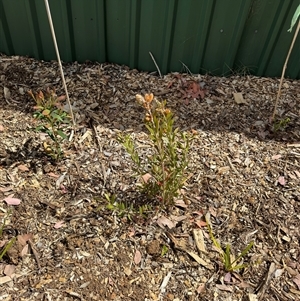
<box><xmin>144</xmin><ymin>93</ymin><xmax>154</xmax><ymax>103</ymax></box>
<box><xmin>38</xmin><ymin>91</ymin><xmax>44</xmax><ymax>99</ymax></box>
<box><xmin>145</xmin><ymin>116</ymin><xmax>151</xmax><ymax>122</ymax></box>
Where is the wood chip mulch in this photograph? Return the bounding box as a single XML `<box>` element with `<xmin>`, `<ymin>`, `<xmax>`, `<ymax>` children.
<box><xmin>0</xmin><ymin>53</ymin><xmax>300</xmax><ymax>301</ymax></box>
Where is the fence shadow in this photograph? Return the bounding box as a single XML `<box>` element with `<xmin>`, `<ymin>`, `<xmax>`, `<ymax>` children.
<box><xmin>0</xmin><ymin>56</ymin><xmax>299</xmax><ymax>145</ymax></box>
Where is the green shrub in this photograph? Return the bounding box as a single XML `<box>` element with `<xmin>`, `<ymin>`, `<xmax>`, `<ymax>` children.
<box><xmin>29</xmin><ymin>88</ymin><xmax>70</xmax><ymax>160</ymax></box>
<box><xmin>119</xmin><ymin>93</ymin><xmax>193</xmax><ymax>205</ymax></box>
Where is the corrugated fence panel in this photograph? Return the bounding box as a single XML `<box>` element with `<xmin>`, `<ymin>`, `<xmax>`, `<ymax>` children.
<box><xmin>0</xmin><ymin>1</ymin><xmax>37</xmax><ymax>58</ymax></box>
<box><xmin>201</xmin><ymin>0</ymin><xmax>253</xmax><ymax>75</ymax></box>
<box><xmin>0</xmin><ymin>0</ymin><xmax>299</xmax><ymax>78</ymax></box>
<box><xmin>235</xmin><ymin>0</ymin><xmax>282</xmax><ymax>76</ymax></box>
<box><xmin>259</xmin><ymin>0</ymin><xmax>300</xmax><ymax>79</ymax></box>
<box><xmin>106</xmin><ymin>0</ymin><xmax>138</xmax><ymax>67</ymax></box>
<box><xmin>168</xmin><ymin>0</ymin><xmax>213</xmax><ymax>74</ymax></box>
<box><xmin>239</xmin><ymin>0</ymin><xmax>300</xmax><ymax>78</ymax></box>
<box><xmin>138</xmin><ymin>0</ymin><xmax>178</xmax><ymax>74</ymax></box>
<box><xmin>66</xmin><ymin>0</ymin><xmax>106</xmax><ymax>62</ymax></box>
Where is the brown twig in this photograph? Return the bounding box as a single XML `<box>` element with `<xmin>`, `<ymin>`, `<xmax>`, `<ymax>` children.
<box><xmin>226</xmin><ymin>155</ymin><xmax>239</xmax><ymax>175</ymax></box>
<box><xmin>28</xmin><ymin>239</ymin><xmax>41</xmax><ymax>270</ymax></box>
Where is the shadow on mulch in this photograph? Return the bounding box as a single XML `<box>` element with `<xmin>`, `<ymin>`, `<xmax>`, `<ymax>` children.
<box><xmin>0</xmin><ymin>56</ymin><xmax>299</xmax><ymax>145</ymax></box>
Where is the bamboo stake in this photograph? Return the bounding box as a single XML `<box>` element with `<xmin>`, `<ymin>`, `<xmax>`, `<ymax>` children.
<box><xmin>43</xmin><ymin>0</ymin><xmax>76</xmax><ymax>129</ymax></box>
<box><xmin>272</xmin><ymin>20</ymin><xmax>300</xmax><ymax>120</ymax></box>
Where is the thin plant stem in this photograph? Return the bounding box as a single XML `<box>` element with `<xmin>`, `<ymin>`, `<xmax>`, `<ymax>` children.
<box><xmin>43</xmin><ymin>0</ymin><xmax>76</xmax><ymax>129</ymax></box>
<box><xmin>272</xmin><ymin>20</ymin><xmax>300</xmax><ymax>120</ymax></box>
<box><xmin>148</xmin><ymin>107</ymin><xmax>167</xmax><ymax>201</ymax></box>
<box><xmin>179</xmin><ymin>60</ymin><xmax>193</xmax><ymax>76</ymax></box>
<box><xmin>149</xmin><ymin>52</ymin><xmax>162</xmax><ymax>79</ymax></box>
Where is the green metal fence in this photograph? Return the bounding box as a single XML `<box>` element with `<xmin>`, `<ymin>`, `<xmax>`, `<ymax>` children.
<box><xmin>0</xmin><ymin>0</ymin><xmax>299</xmax><ymax>78</ymax></box>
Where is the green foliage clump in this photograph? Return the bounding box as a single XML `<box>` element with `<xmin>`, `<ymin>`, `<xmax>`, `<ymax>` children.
<box><xmin>0</xmin><ymin>211</ymin><xmax>16</xmax><ymax>261</ymax></box>
<box><xmin>119</xmin><ymin>93</ymin><xmax>193</xmax><ymax>205</ymax></box>
<box><xmin>29</xmin><ymin>88</ymin><xmax>70</xmax><ymax>160</ymax></box>
<box><xmin>104</xmin><ymin>193</ymin><xmax>150</xmax><ymax>221</ymax></box>
<box><xmin>273</xmin><ymin>117</ymin><xmax>290</xmax><ymax>132</ymax></box>
<box><xmin>206</xmin><ymin>214</ymin><xmax>254</xmax><ymax>272</ymax></box>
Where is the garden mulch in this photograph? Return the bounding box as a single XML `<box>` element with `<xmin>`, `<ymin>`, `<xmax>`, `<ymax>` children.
<box><xmin>0</xmin><ymin>53</ymin><xmax>300</xmax><ymax>301</ymax></box>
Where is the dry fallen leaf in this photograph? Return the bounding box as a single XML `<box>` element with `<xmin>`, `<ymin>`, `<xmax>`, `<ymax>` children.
<box><xmin>216</xmin><ymin>284</ymin><xmax>233</xmax><ymax>292</ymax></box>
<box><xmin>233</xmin><ymin>92</ymin><xmax>247</xmax><ymax>104</ymax></box>
<box><xmin>248</xmin><ymin>293</ymin><xmax>258</xmax><ymax>301</ymax></box>
<box><xmin>4</xmin><ymin>87</ymin><xmax>11</xmax><ymax>100</ymax></box>
<box><xmin>194</xmin><ymin>220</ymin><xmax>207</xmax><ymax>228</ymax></box>
<box><xmin>20</xmin><ymin>244</ymin><xmax>29</xmax><ymax>257</ymax></box>
<box><xmin>128</xmin><ymin>228</ymin><xmax>135</xmax><ymax>237</ymax></box>
<box><xmin>56</xmin><ymin>172</ymin><xmax>67</xmax><ymax>189</ymax></box>
<box><xmin>3</xmin><ymin>196</ymin><xmax>21</xmax><ymax>205</ymax></box>
<box><xmin>48</xmin><ymin>172</ymin><xmax>59</xmax><ymax>178</ymax></box>
<box><xmin>215</xmin><ymin>88</ymin><xmax>226</xmax><ymax>95</ymax></box>
<box><xmin>180</xmin><ymin>80</ymin><xmax>206</xmax><ymax>104</ymax></box>
<box><xmin>54</xmin><ymin>221</ymin><xmax>65</xmax><ymax>229</ymax></box>
<box><xmin>160</xmin><ymin>271</ymin><xmax>172</xmax><ymax>293</ymax></box>
<box><xmin>0</xmin><ymin>186</ymin><xmax>13</xmax><ymax>192</ymax></box>
<box><xmin>134</xmin><ymin>249</ymin><xmax>142</xmax><ymax>265</ymax></box>
<box><xmin>124</xmin><ymin>267</ymin><xmax>132</xmax><ymax>276</ymax></box>
<box><xmin>293</xmin><ymin>274</ymin><xmax>300</xmax><ymax>290</ymax></box>
<box><xmin>274</xmin><ymin>268</ymin><xmax>285</xmax><ymax>278</ymax></box>
<box><xmin>18</xmin><ymin>234</ymin><xmax>33</xmax><ymax>245</ymax></box>
<box><xmin>156</xmin><ymin>216</ymin><xmax>176</xmax><ymax>229</ymax></box>
<box><xmin>174</xmin><ymin>199</ymin><xmax>188</xmax><ymax>208</ymax></box>
<box><xmin>39</xmin><ymin>133</ymin><xmax>47</xmax><ymax>140</ymax></box>
<box><xmin>197</xmin><ymin>283</ymin><xmax>206</xmax><ymax>294</ymax></box>
<box><xmin>285</xmin><ymin>265</ymin><xmax>298</xmax><ymax>276</ymax></box>
<box><xmin>289</xmin><ymin>172</ymin><xmax>297</xmax><ymax>180</ymax></box>
<box><xmin>0</xmin><ymin>276</ymin><xmax>12</xmax><ymax>285</ymax></box>
<box><xmin>193</xmin><ymin>229</ymin><xmax>207</xmax><ymax>254</ymax></box>
<box><xmin>224</xmin><ymin>272</ymin><xmax>232</xmax><ymax>283</ymax></box>
<box><xmin>218</xmin><ymin>166</ymin><xmax>230</xmax><ymax>174</ymax></box>
<box><xmin>141</xmin><ymin>173</ymin><xmax>152</xmax><ymax>184</ymax></box>
<box><xmin>278</xmin><ymin>176</ymin><xmax>286</xmax><ymax>186</ymax></box>
<box><xmin>170</xmin><ymin>215</ymin><xmax>188</xmax><ymax>222</ymax></box>
<box><xmin>4</xmin><ymin>265</ymin><xmax>15</xmax><ymax>277</ymax></box>
<box><xmin>80</xmin><ymin>251</ymin><xmax>91</xmax><ymax>257</ymax></box>
<box><xmin>183</xmin><ymin>248</ymin><xmax>213</xmax><ymax>270</ymax></box>
<box><xmin>18</xmin><ymin>164</ymin><xmax>29</xmax><ymax>172</ymax></box>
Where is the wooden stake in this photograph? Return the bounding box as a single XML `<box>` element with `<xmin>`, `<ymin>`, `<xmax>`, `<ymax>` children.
<box><xmin>272</xmin><ymin>20</ymin><xmax>300</xmax><ymax>120</ymax></box>
<box><xmin>44</xmin><ymin>0</ymin><xmax>76</xmax><ymax>129</ymax></box>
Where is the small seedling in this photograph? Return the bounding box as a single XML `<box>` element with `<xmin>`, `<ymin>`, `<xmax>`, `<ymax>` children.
<box><xmin>105</xmin><ymin>193</ymin><xmax>132</xmax><ymax>220</ymax></box>
<box><xmin>0</xmin><ymin>211</ymin><xmax>16</xmax><ymax>261</ymax></box>
<box><xmin>104</xmin><ymin>193</ymin><xmax>150</xmax><ymax>221</ymax></box>
<box><xmin>119</xmin><ymin>93</ymin><xmax>193</xmax><ymax>205</ymax></box>
<box><xmin>205</xmin><ymin>214</ymin><xmax>254</xmax><ymax>272</ymax></box>
<box><xmin>273</xmin><ymin>117</ymin><xmax>290</xmax><ymax>132</ymax></box>
<box><xmin>161</xmin><ymin>245</ymin><xmax>169</xmax><ymax>257</ymax></box>
<box><xmin>28</xmin><ymin>88</ymin><xmax>70</xmax><ymax>160</ymax></box>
